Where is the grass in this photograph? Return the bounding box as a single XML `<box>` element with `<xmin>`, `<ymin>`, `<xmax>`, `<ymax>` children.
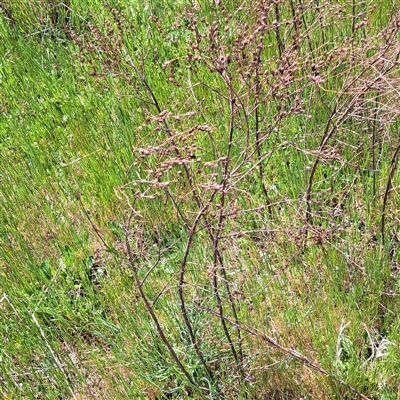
<box><xmin>1</xmin><ymin>0</ymin><xmax>400</xmax><ymax>399</ymax></box>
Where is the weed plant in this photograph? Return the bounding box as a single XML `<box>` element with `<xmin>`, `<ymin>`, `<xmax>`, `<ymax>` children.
<box><xmin>1</xmin><ymin>0</ymin><xmax>400</xmax><ymax>399</ymax></box>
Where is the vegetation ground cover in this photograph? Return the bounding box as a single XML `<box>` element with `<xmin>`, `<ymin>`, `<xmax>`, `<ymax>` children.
<box><xmin>1</xmin><ymin>1</ymin><xmax>400</xmax><ymax>398</ymax></box>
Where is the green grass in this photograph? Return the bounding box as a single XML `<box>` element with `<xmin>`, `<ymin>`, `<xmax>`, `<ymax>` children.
<box><xmin>1</xmin><ymin>1</ymin><xmax>400</xmax><ymax>399</ymax></box>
